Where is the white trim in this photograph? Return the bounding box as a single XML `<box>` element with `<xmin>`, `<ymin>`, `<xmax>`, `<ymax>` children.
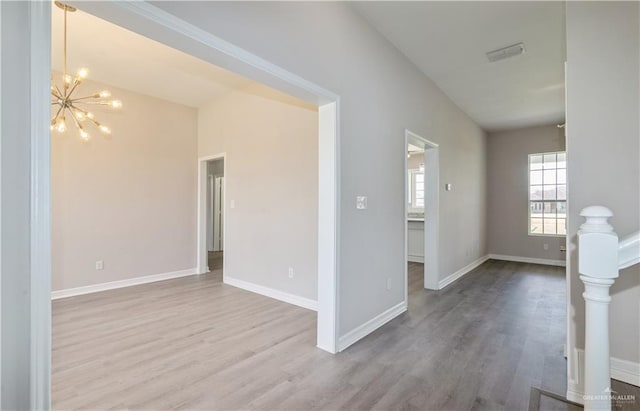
<box><xmin>404</xmin><ymin>130</ymin><xmax>440</xmax><ymax>297</ymax></box>
<box><xmin>30</xmin><ymin>1</ymin><xmax>51</xmax><ymax>408</ymax></box>
<box><xmin>488</xmin><ymin>254</ymin><xmax>566</xmax><ymax>267</ymax></box>
<box><xmin>224</xmin><ymin>276</ymin><xmax>318</xmax><ymax>311</ymax></box>
<box><xmin>197</xmin><ymin>153</ymin><xmax>226</xmax><ymax>275</ymax></box>
<box><xmin>338</xmin><ymin>301</ymin><xmax>407</xmax><ymax>352</ymax></box>
<box><xmin>0</xmin><ymin>2</ymin><xmax>3</xmax><ymax>405</ymax></box>
<box><xmin>317</xmin><ymin>102</ymin><xmax>340</xmax><ymax>353</ymax></box>
<box><xmin>611</xmin><ymin>356</ymin><xmax>640</xmax><ymax>386</ymax></box>
<box><xmin>51</xmin><ymin>268</ymin><xmax>198</xmax><ymax>300</ymax></box>
<box><xmin>567</xmin><ymin>348</ymin><xmax>640</xmax><ymax>404</ymax></box>
<box><xmin>407</xmin><ymin>256</ymin><xmax>424</xmax><ymax>263</ymax></box>
<box><xmin>438</xmin><ymin>255</ymin><xmax>489</xmax><ymax>290</ymax></box>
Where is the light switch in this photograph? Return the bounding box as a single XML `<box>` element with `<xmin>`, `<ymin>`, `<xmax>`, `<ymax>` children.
<box><xmin>356</xmin><ymin>196</ymin><xmax>367</xmax><ymax>210</ymax></box>
<box><xmin>95</xmin><ymin>260</ymin><xmax>104</xmax><ymax>270</ymax></box>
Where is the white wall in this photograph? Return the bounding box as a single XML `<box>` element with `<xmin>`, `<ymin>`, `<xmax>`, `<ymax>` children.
<box><xmin>154</xmin><ymin>1</ymin><xmax>488</xmax><ymax>336</ymax></box>
<box><xmin>199</xmin><ymin>84</ymin><xmax>319</xmax><ymax>301</ymax></box>
<box><xmin>487</xmin><ymin>124</ymin><xmax>566</xmax><ymax>261</ymax></box>
<box><xmin>566</xmin><ymin>0</ymin><xmax>639</xmax><ymax>391</ymax></box>
<box><xmin>52</xmin><ymin>75</ymin><xmax>198</xmax><ymax>291</ymax></box>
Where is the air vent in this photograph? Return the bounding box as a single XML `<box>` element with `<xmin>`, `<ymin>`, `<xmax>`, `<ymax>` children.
<box><xmin>486</xmin><ymin>43</ymin><xmax>525</xmax><ymax>62</ymax></box>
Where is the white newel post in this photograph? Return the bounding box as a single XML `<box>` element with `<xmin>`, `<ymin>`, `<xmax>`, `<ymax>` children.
<box><xmin>578</xmin><ymin>206</ymin><xmax>619</xmax><ymax>411</ymax></box>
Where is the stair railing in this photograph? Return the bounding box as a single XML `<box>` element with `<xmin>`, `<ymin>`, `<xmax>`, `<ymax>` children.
<box><xmin>578</xmin><ymin>206</ymin><xmax>640</xmax><ymax>411</ymax></box>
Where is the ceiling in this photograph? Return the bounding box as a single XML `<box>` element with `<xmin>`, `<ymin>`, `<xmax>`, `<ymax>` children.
<box><xmin>353</xmin><ymin>2</ymin><xmax>566</xmax><ymax>132</ymax></box>
<box><xmin>51</xmin><ymin>6</ymin><xmax>253</xmax><ymax>108</ymax></box>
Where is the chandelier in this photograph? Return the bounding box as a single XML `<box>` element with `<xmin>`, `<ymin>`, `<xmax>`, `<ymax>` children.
<box><xmin>51</xmin><ymin>1</ymin><xmax>122</xmax><ymax>140</ymax></box>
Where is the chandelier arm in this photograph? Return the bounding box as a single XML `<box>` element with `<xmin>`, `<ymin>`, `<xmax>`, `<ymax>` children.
<box><xmin>67</xmin><ymin>106</ymin><xmax>84</xmax><ymax>132</ymax></box>
<box><xmin>66</xmin><ymin>79</ymin><xmax>82</xmax><ymax>97</ymax></box>
<box><xmin>52</xmin><ymin>105</ymin><xmax>64</xmax><ymax>123</ymax></box>
<box><xmin>70</xmin><ymin>95</ymin><xmax>100</xmax><ymax>102</ymax></box>
<box><xmin>70</xmin><ymin>104</ymin><xmax>100</xmax><ymax>127</ymax></box>
<box><xmin>54</xmin><ymin>84</ymin><xmax>64</xmax><ymax>98</ymax></box>
<box><xmin>72</xmin><ymin>101</ymin><xmax>112</xmax><ymax>105</ymax></box>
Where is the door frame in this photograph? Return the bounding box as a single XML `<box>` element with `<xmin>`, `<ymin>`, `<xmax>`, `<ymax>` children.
<box><xmin>198</xmin><ymin>154</ymin><xmax>226</xmax><ymax>275</ymax></box>
<box><xmin>213</xmin><ymin>175</ymin><xmax>224</xmax><ymax>252</ymax></box>
<box><xmin>22</xmin><ymin>1</ymin><xmax>340</xmax><ymax>407</ymax></box>
<box><xmin>404</xmin><ymin>129</ymin><xmax>440</xmax><ymax>303</ymax></box>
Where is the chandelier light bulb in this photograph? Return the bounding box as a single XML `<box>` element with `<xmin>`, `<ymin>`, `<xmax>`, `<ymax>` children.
<box><xmin>77</xmin><ymin>68</ymin><xmax>89</xmax><ymax>79</ymax></box>
<box><xmin>110</xmin><ymin>100</ymin><xmax>122</xmax><ymax>109</ymax></box>
<box><xmin>99</xmin><ymin>125</ymin><xmax>111</xmax><ymax>135</ymax></box>
<box><xmin>56</xmin><ymin>118</ymin><xmax>67</xmax><ymax>133</ymax></box>
<box><xmin>79</xmin><ymin>129</ymin><xmax>90</xmax><ymax>140</ymax></box>
<box><xmin>64</xmin><ymin>74</ymin><xmax>72</xmax><ymax>84</ymax></box>
<box><xmin>75</xmin><ymin>111</ymin><xmax>85</xmax><ymax>120</ymax></box>
<box><xmin>99</xmin><ymin>90</ymin><xmax>111</xmax><ymax>98</ymax></box>
<box><xmin>86</xmin><ymin>112</ymin><xmax>94</xmax><ymax>119</ymax></box>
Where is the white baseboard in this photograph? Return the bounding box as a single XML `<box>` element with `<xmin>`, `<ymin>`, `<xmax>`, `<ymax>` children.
<box><xmin>611</xmin><ymin>356</ymin><xmax>640</xmax><ymax>386</ymax></box>
<box><xmin>488</xmin><ymin>254</ymin><xmax>566</xmax><ymax>267</ymax></box>
<box><xmin>408</xmin><ymin>255</ymin><xmax>424</xmax><ymax>263</ymax></box>
<box><xmin>338</xmin><ymin>301</ymin><xmax>407</xmax><ymax>352</ymax></box>
<box><xmin>51</xmin><ymin>267</ymin><xmax>198</xmax><ymax>300</ymax></box>
<box><xmin>223</xmin><ymin>276</ymin><xmax>317</xmax><ymax>311</ymax></box>
<box><xmin>438</xmin><ymin>255</ymin><xmax>489</xmax><ymax>289</ymax></box>
<box><xmin>567</xmin><ymin>347</ymin><xmax>640</xmax><ymax>403</ymax></box>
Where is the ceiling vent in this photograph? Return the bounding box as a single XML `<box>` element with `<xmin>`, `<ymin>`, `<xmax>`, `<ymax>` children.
<box><xmin>486</xmin><ymin>42</ymin><xmax>525</xmax><ymax>62</ymax></box>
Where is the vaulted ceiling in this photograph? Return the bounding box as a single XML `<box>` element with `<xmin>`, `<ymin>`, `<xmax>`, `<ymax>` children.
<box><xmin>51</xmin><ymin>6</ymin><xmax>253</xmax><ymax>108</ymax></box>
<box><xmin>353</xmin><ymin>2</ymin><xmax>566</xmax><ymax>132</ymax></box>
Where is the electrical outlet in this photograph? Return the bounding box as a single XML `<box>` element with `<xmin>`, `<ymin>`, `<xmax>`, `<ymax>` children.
<box><xmin>386</xmin><ymin>278</ymin><xmax>392</xmax><ymax>291</ymax></box>
<box><xmin>288</xmin><ymin>267</ymin><xmax>294</xmax><ymax>278</ymax></box>
<box><xmin>356</xmin><ymin>196</ymin><xmax>367</xmax><ymax>210</ymax></box>
<box><xmin>543</xmin><ymin>243</ymin><xmax>549</xmax><ymax>251</ymax></box>
<box><xmin>95</xmin><ymin>260</ymin><xmax>104</xmax><ymax>270</ymax></box>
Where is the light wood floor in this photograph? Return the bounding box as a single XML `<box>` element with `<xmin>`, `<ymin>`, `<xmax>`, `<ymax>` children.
<box><xmin>52</xmin><ymin>260</ymin><xmax>636</xmax><ymax>410</ymax></box>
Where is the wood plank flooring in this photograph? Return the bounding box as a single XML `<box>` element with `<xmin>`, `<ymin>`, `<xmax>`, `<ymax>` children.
<box><xmin>51</xmin><ymin>259</ymin><xmax>629</xmax><ymax>410</ymax></box>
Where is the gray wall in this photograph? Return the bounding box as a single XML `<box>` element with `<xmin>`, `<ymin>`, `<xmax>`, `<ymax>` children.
<box><xmin>52</xmin><ymin>76</ymin><xmax>198</xmax><ymax>291</ymax></box>
<box><xmin>152</xmin><ymin>1</ymin><xmax>488</xmax><ymax>336</ymax></box>
<box><xmin>566</xmin><ymin>0</ymin><xmax>640</xmax><ymax>389</ymax></box>
<box><xmin>199</xmin><ymin>84</ymin><xmax>319</xmax><ymax>302</ymax></box>
<box><xmin>487</xmin><ymin>124</ymin><xmax>566</xmax><ymax>261</ymax></box>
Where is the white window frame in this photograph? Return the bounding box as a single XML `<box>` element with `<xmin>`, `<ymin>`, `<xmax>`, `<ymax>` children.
<box><xmin>528</xmin><ymin>151</ymin><xmax>567</xmax><ymax>237</ymax></box>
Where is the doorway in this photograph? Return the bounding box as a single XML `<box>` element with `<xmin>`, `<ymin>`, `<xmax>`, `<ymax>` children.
<box><xmin>404</xmin><ymin>130</ymin><xmax>439</xmax><ymax>303</ymax></box>
<box><xmin>11</xmin><ymin>0</ymin><xmax>342</xmax><ymax>405</ymax></box>
<box><xmin>206</xmin><ymin>158</ymin><xmax>225</xmax><ymax>273</ymax></box>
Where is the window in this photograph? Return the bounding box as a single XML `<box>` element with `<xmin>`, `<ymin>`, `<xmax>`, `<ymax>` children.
<box><xmin>529</xmin><ymin>151</ymin><xmax>566</xmax><ymax>236</ymax></box>
<box><xmin>408</xmin><ymin>168</ymin><xmax>424</xmax><ymax>210</ymax></box>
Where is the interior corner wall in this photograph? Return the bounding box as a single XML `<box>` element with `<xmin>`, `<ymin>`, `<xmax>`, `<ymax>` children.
<box><xmin>487</xmin><ymin>124</ymin><xmax>566</xmax><ymax>261</ymax></box>
<box><xmin>153</xmin><ymin>1</ymin><xmax>488</xmax><ymax>337</ymax></box>
<box><xmin>52</xmin><ymin>75</ymin><xmax>198</xmax><ymax>291</ymax></box>
<box><xmin>198</xmin><ymin>84</ymin><xmax>319</xmax><ymax>302</ymax></box>
<box><xmin>566</xmin><ymin>0</ymin><xmax>640</xmax><ymax>388</ymax></box>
